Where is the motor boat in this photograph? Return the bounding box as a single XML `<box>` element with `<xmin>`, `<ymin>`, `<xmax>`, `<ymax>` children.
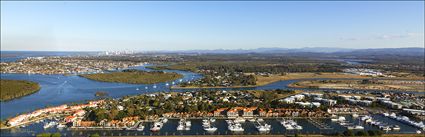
<box><xmin>228</xmin><ymin>123</ymin><xmax>244</xmax><ymax>132</ymax></box>
<box><xmin>234</xmin><ymin>117</ymin><xmax>246</xmax><ymax>123</ymax></box>
<box><xmin>57</xmin><ymin>123</ymin><xmax>66</xmax><ymax>129</ymax></box>
<box><xmin>150</xmin><ymin>122</ymin><xmax>163</xmax><ymax>132</ymax></box>
<box><xmin>204</xmin><ymin>126</ymin><xmax>217</xmax><ymax>132</ymax></box>
<box><xmin>43</xmin><ymin>121</ymin><xmax>58</xmax><ymax>129</ymax></box>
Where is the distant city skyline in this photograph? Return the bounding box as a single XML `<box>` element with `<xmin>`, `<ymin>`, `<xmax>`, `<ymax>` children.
<box><xmin>1</xmin><ymin>1</ymin><xmax>424</xmax><ymax>51</ymax></box>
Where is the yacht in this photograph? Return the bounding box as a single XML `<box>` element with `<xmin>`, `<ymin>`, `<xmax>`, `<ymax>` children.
<box><xmin>150</xmin><ymin>122</ymin><xmax>163</xmax><ymax>132</ymax></box>
<box><xmin>185</xmin><ymin>120</ymin><xmax>191</xmax><ymax>127</ymax></box>
<box><xmin>57</xmin><ymin>123</ymin><xmax>66</xmax><ymax>129</ymax></box>
<box><xmin>354</xmin><ymin>125</ymin><xmax>364</xmax><ymax>130</ymax></box>
<box><xmin>177</xmin><ymin>123</ymin><xmax>185</xmax><ymax>131</ymax></box>
<box><xmin>255</xmin><ymin>121</ymin><xmax>271</xmax><ymax>132</ymax></box>
<box><xmin>160</xmin><ymin>118</ymin><xmax>168</xmax><ymax>123</ymax></box>
<box><xmin>352</xmin><ymin>113</ymin><xmax>359</xmax><ymax>118</ymax></box>
<box><xmin>177</xmin><ymin>119</ymin><xmax>191</xmax><ymax>131</ymax></box>
<box><xmin>391</xmin><ymin>125</ymin><xmax>400</xmax><ymax>131</ymax></box>
<box><xmin>228</xmin><ymin>123</ymin><xmax>244</xmax><ymax>132</ymax></box>
<box><xmin>43</xmin><ymin>121</ymin><xmax>58</xmax><ymax>129</ymax></box>
<box><xmin>234</xmin><ymin>117</ymin><xmax>246</xmax><ymax>123</ymax></box>
<box><xmin>204</xmin><ymin>126</ymin><xmax>217</xmax><ymax>132</ymax></box>
<box><xmin>331</xmin><ymin>116</ymin><xmax>346</xmax><ymax>122</ymax></box>
<box><xmin>165</xmin><ymin>83</ymin><xmax>169</xmax><ymax>86</ymax></box>
<box><xmin>381</xmin><ymin>126</ymin><xmax>391</xmax><ymax>131</ymax></box>
<box><xmin>136</xmin><ymin>88</ymin><xmax>139</xmax><ymax>91</ymax></box>
<box><xmin>153</xmin><ymin>85</ymin><xmax>157</xmax><ymax>88</ymax></box>
<box><xmin>137</xmin><ymin>123</ymin><xmax>145</xmax><ymax>131</ymax></box>
<box><xmin>281</xmin><ymin>119</ymin><xmax>302</xmax><ymax>130</ymax></box>
<box><xmin>257</xmin><ymin>118</ymin><xmax>264</xmax><ymax>122</ymax></box>
<box><xmin>145</xmin><ymin>86</ymin><xmax>148</xmax><ymax>89</ymax></box>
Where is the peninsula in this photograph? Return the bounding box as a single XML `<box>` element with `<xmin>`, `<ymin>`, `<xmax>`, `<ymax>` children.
<box><xmin>80</xmin><ymin>69</ymin><xmax>183</xmax><ymax>84</ymax></box>
<box><xmin>0</xmin><ymin>79</ymin><xmax>41</xmax><ymax>101</ymax></box>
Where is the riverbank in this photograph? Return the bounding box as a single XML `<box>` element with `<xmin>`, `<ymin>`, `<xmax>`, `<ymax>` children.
<box><xmin>172</xmin><ymin>72</ymin><xmax>424</xmax><ymax>90</ymax></box>
<box><xmin>288</xmin><ymin>79</ymin><xmax>425</xmax><ymax>92</ymax></box>
<box><xmin>80</xmin><ymin>69</ymin><xmax>183</xmax><ymax>84</ymax></box>
<box><xmin>0</xmin><ymin>79</ymin><xmax>41</xmax><ymax>101</ymax></box>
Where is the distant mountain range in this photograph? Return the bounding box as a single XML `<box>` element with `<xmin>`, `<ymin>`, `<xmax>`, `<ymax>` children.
<box><xmin>158</xmin><ymin>47</ymin><xmax>424</xmax><ymax>56</ymax></box>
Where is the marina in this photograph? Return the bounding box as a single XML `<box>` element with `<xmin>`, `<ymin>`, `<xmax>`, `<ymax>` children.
<box><xmin>1</xmin><ymin>115</ymin><xmax>424</xmax><ymax>136</ymax></box>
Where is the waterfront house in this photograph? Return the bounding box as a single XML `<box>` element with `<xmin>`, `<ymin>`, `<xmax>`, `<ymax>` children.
<box><xmin>213</xmin><ymin>108</ymin><xmax>228</xmax><ymax>117</ymax></box>
<box><xmin>65</xmin><ymin>116</ymin><xmax>77</xmax><ymax>123</ymax></box>
<box><xmin>227</xmin><ymin>108</ymin><xmax>239</xmax><ymax>118</ymax></box>
<box><xmin>242</xmin><ymin>107</ymin><xmax>257</xmax><ymax>117</ymax></box>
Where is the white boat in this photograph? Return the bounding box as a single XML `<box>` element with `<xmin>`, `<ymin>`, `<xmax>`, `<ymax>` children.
<box><xmin>177</xmin><ymin>119</ymin><xmax>191</xmax><ymax>131</ymax></box>
<box><xmin>136</xmin><ymin>88</ymin><xmax>139</xmax><ymax>91</ymax></box>
<box><xmin>150</xmin><ymin>122</ymin><xmax>163</xmax><ymax>132</ymax></box>
<box><xmin>380</xmin><ymin>125</ymin><xmax>391</xmax><ymax>131</ymax></box>
<box><xmin>165</xmin><ymin>83</ymin><xmax>169</xmax><ymax>86</ymax></box>
<box><xmin>153</xmin><ymin>85</ymin><xmax>157</xmax><ymax>88</ymax></box>
<box><xmin>234</xmin><ymin>117</ymin><xmax>246</xmax><ymax>123</ymax></box>
<box><xmin>295</xmin><ymin>125</ymin><xmax>303</xmax><ymax>130</ymax></box>
<box><xmin>382</xmin><ymin>113</ymin><xmax>389</xmax><ymax>117</ymax></box>
<box><xmin>137</xmin><ymin>123</ymin><xmax>145</xmax><ymax>131</ymax></box>
<box><xmin>258</xmin><ymin>126</ymin><xmax>271</xmax><ymax>132</ymax></box>
<box><xmin>177</xmin><ymin>124</ymin><xmax>184</xmax><ymax>131</ymax></box>
<box><xmin>354</xmin><ymin>125</ymin><xmax>364</xmax><ymax>130</ymax></box>
<box><xmin>145</xmin><ymin>86</ymin><xmax>148</xmax><ymax>89</ymax></box>
<box><xmin>416</xmin><ymin>130</ymin><xmax>422</xmax><ymax>134</ymax></box>
<box><xmin>160</xmin><ymin>118</ymin><xmax>168</xmax><ymax>123</ymax></box>
<box><xmin>331</xmin><ymin>116</ymin><xmax>346</xmax><ymax>122</ymax></box>
<box><xmin>352</xmin><ymin>113</ymin><xmax>359</xmax><ymax>118</ymax></box>
<box><xmin>257</xmin><ymin>118</ymin><xmax>264</xmax><ymax>122</ymax></box>
<box><xmin>57</xmin><ymin>124</ymin><xmax>66</xmax><ymax>129</ymax></box>
<box><xmin>391</xmin><ymin>125</ymin><xmax>400</xmax><ymax>131</ymax></box>
<box><xmin>228</xmin><ymin>123</ymin><xmax>244</xmax><ymax>132</ymax></box>
<box><xmin>43</xmin><ymin>121</ymin><xmax>58</xmax><ymax>129</ymax></box>
<box><xmin>204</xmin><ymin>126</ymin><xmax>217</xmax><ymax>132</ymax></box>
<box><xmin>185</xmin><ymin>120</ymin><xmax>191</xmax><ymax>127</ymax></box>
<box><xmin>255</xmin><ymin>121</ymin><xmax>271</xmax><ymax>132</ymax></box>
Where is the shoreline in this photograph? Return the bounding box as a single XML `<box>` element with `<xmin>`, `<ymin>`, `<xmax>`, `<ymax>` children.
<box><xmin>288</xmin><ymin>79</ymin><xmax>425</xmax><ymax>92</ymax></box>
<box><xmin>171</xmin><ymin>77</ymin><xmax>425</xmax><ymax>90</ymax></box>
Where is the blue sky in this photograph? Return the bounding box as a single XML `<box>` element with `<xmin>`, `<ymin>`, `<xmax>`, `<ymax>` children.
<box><xmin>1</xmin><ymin>1</ymin><xmax>424</xmax><ymax>51</ymax></box>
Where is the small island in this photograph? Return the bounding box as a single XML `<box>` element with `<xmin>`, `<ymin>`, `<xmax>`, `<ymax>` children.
<box><xmin>0</xmin><ymin>79</ymin><xmax>41</xmax><ymax>101</ymax></box>
<box><xmin>80</xmin><ymin>69</ymin><xmax>183</xmax><ymax>84</ymax></box>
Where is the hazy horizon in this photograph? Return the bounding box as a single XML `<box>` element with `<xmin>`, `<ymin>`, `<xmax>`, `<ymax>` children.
<box><xmin>1</xmin><ymin>1</ymin><xmax>424</xmax><ymax>51</ymax></box>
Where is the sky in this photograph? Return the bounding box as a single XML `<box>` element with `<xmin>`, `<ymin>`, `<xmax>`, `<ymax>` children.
<box><xmin>1</xmin><ymin>1</ymin><xmax>424</xmax><ymax>51</ymax></box>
